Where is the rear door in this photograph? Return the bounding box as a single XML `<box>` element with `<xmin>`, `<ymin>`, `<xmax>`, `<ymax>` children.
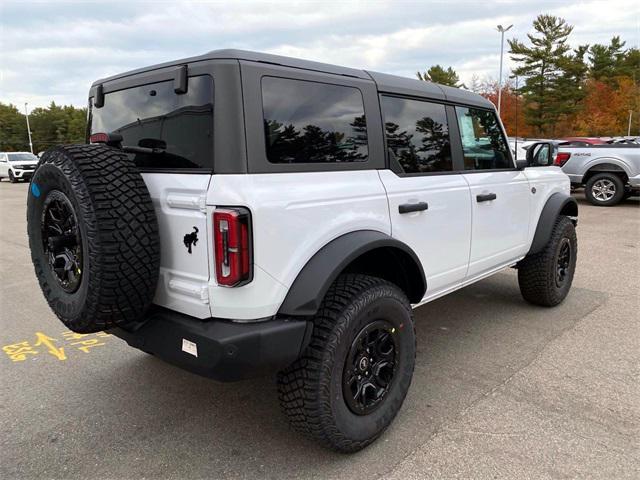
<box><xmin>379</xmin><ymin>96</ymin><xmax>472</xmax><ymax>298</ymax></box>
<box><xmin>89</xmin><ymin>70</ymin><xmax>215</xmax><ymax>318</ymax></box>
<box><xmin>454</xmin><ymin>106</ymin><xmax>530</xmax><ymax>277</ymax></box>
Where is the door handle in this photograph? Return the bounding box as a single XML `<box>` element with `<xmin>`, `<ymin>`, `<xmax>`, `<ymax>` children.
<box><xmin>399</xmin><ymin>202</ymin><xmax>429</xmax><ymax>214</ymax></box>
<box><xmin>476</xmin><ymin>193</ymin><xmax>497</xmax><ymax>203</ymax></box>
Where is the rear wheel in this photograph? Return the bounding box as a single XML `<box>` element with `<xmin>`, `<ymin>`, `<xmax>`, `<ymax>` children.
<box><xmin>278</xmin><ymin>274</ymin><xmax>416</xmax><ymax>453</ymax></box>
<box><xmin>585</xmin><ymin>173</ymin><xmax>624</xmax><ymax>206</ymax></box>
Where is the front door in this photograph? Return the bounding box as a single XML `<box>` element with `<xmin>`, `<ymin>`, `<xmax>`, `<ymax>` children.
<box><xmin>454</xmin><ymin>106</ymin><xmax>530</xmax><ymax>277</ymax></box>
<box><xmin>379</xmin><ymin>96</ymin><xmax>471</xmax><ymax>298</ymax></box>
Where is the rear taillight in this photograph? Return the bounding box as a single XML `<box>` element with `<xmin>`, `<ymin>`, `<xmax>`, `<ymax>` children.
<box><xmin>554</xmin><ymin>152</ymin><xmax>571</xmax><ymax>167</ymax></box>
<box><xmin>213</xmin><ymin>208</ymin><xmax>252</xmax><ymax>287</ymax></box>
<box><xmin>89</xmin><ymin>133</ymin><xmax>109</xmax><ymax>143</ymax></box>
<box><xmin>89</xmin><ymin>132</ymin><xmax>123</xmax><ymax>147</ymax></box>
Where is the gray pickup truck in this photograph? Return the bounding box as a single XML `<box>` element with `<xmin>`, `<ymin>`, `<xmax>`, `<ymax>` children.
<box><xmin>557</xmin><ymin>144</ymin><xmax>640</xmax><ymax>206</ymax></box>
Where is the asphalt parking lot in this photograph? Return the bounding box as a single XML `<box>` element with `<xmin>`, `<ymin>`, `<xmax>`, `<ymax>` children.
<box><xmin>1</xmin><ymin>180</ymin><xmax>638</xmax><ymax>479</ymax></box>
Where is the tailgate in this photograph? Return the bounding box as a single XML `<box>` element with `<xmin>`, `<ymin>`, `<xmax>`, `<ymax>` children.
<box><xmin>141</xmin><ymin>173</ymin><xmax>212</xmax><ymax>318</ymax></box>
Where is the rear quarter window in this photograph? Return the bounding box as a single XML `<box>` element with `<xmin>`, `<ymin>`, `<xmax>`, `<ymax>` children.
<box><xmin>90</xmin><ymin>75</ymin><xmax>214</xmax><ymax>170</ymax></box>
<box><xmin>261</xmin><ymin>77</ymin><xmax>368</xmax><ymax>164</ymax></box>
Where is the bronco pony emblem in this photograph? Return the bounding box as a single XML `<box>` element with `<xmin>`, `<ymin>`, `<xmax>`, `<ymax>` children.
<box><xmin>183</xmin><ymin>226</ymin><xmax>199</xmax><ymax>254</ymax></box>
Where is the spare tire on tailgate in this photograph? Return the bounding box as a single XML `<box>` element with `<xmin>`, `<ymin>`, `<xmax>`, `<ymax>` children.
<box><xmin>27</xmin><ymin>144</ymin><xmax>160</xmax><ymax>333</ymax></box>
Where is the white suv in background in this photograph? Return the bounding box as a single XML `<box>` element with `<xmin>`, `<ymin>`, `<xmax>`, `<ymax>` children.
<box><xmin>0</xmin><ymin>152</ymin><xmax>39</xmax><ymax>183</ymax></box>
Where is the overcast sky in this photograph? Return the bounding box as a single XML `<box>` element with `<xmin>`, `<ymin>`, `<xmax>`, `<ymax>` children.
<box><xmin>1</xmin><ymin>0</ymin><xmax>638</xmax><ymax>109</ymax></box>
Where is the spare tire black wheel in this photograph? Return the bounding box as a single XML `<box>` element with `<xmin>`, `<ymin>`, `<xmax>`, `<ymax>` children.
<box><xmin>27</xmin><ymin>144</ymin><xmax>160</xmax><ymax>333</ymax></box>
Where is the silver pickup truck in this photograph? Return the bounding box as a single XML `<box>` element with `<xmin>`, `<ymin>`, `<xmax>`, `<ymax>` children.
<box><xmin>557</xmin><ymin>144</ymin><xmax>640</xmax><ymax>206</ymax></box>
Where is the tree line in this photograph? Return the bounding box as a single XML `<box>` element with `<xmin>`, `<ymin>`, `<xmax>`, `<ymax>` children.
<box><xmin>0</xmin><ymin>102</ymin><xmax>87</xmax><ymax>153</ymax></box>
<box><xmin>418</xmin><ymin>14</ymin><xmax>639</xmax><ymax>138</ymax></box>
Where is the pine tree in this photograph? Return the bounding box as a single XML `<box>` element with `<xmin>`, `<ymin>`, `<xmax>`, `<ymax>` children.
<box><xmin>0</xmin><ymin>103</ymin><xmax>29</xmax><ymax>151</ymax></box>
<box><xmin>416</xmin><ymin>65</ymin><xmax>465</xmax><ymax>88</ymax></box>
<box><xmin>508</xmin><ymin>15</ymin><xmax>576</xmax><ymax>136</ymax></box>
<box><xmin>589</xmin><ymin>36</ymin><xmax>627</xmax><ymax>82</ymax></box>
<box><xmin>553</xmin><ymin>45</ymin><xmax>589</xmax><ymax>121</ymax></box>
<box><xmin>619</xmin><ymin>48</ymin><xmax>640</xmax><ymax>82</ymax></box>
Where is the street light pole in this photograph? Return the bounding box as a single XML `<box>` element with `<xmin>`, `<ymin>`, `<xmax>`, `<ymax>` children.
<box><xmin>24</xmin><ymin>102</ymin><xmax>34</xmax><ymax>154</ymax></box>
<box><xmin>497</xmin><ymin>24</ymin><xmax>513</xmax><ymax>116</ymax></box>
<box><xmin>628</xmin><ymin>110</ymin><xmax>633</xmax><ymax>137</ymax></box>
<box><xmin>510</xmin><ymin>74</ymin><xmax>519</xmax><ymax>157</ymax></box>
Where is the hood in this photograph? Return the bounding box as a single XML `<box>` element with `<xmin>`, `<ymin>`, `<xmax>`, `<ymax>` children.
<box><xmin>10</xmin><ymin>160</ymin><xmax>38</xmax><ymax>167</ymax></box>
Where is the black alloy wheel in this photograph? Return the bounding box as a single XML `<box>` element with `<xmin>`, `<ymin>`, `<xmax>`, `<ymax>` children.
<box><xmin>343</xmin><ymin>320</ymin><xmax>399</xmax><ymax>415</ymax></box>
<box><xmin>555</xmin><ymin>238</ymin><xmax>571</xmax><ymax>288</ymax></box>
<box><xmin>41</xmin><ymin>190</ymin><xmax>83</xmax><ymax>293</ymax></box>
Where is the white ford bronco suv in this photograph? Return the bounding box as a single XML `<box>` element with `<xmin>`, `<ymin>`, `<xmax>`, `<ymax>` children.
<box><xmin>27</xmin><ymin>50</ymin><xmax>578</xmax><ymax>453</ymax></box>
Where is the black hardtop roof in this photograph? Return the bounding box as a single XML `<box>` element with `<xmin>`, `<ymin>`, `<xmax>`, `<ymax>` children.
<box><xmin>92</xmin><ymin>49</ymin><xmax>493</xmax><ymax>109</ymax></box>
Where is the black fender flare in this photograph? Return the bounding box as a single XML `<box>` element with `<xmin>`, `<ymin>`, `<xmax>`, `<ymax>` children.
<box><xmin>278</xmin><ymin>230</ymin><xmax>426</xmax><ymax>317</ymax></box>
<box><xmin>528</xmin><ymin>193</ymin><xmax>578</xmax><ymax>255</ymax></box>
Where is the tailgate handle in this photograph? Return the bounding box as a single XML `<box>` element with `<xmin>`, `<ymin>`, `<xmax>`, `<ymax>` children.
<box><xmin>399</xmin><ymin>202</ymin><xmax>429</xmax><ymax>214</ymax></box>
<box><xmin>476</xmin><ymin>193</ymin><xmax>497</xmax><ymax>203</ymax></box>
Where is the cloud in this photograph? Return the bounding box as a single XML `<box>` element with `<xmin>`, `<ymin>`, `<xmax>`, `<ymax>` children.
<box><xmin>0</xmin><ymin>0</ymin><xmax>638</xmax><ymax>108</ymax></box>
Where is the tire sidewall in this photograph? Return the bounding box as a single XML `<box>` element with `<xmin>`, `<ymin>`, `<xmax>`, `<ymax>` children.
<box><xmin>27</xmin><ymin>161</ymin><xmax>93</xmax><ymax>328</ymax></box>
<box><xmin>327</xmin><ymin>285</ymin><xmax>415</xmax><ymax>444</ymax></box>
<box><xmin>586</xmin><ymin>173</ymin><xmax>624</xmax><ymax>206</ymax></box>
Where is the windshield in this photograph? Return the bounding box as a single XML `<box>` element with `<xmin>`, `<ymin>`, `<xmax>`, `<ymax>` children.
<box><xmin>8</xmin><ymin>153</ymin><xmax>37</xmax><ymax>162</ymax></box>
<box><xmin>90</xmin><ymin>75</ymin><xmax>214</xmax><ymax>170</ymax></box>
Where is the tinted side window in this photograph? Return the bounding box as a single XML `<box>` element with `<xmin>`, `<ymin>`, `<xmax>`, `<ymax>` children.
<box><xmin>381</xmin><ymin>96</ymin><xmax>452</xmax><ymax>174</ymax></box>
<box><xmin>91</xmin><ymin>75</ymin><xmax>214</xmax><ymax>170</ymax></box>
<box><xmin>455</xmin><ymin>106</ymin><xmax>512</xmax><ymax>170</ymax></box>
<box><xmin>262</xmin><ymin>77</ymin><xmax>368</xmax><ymax>163</ymax></box>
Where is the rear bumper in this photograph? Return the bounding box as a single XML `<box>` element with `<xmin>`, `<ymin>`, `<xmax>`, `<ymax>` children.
<box><xmin>111</xmin><ymin>308</ymin><xmax>312</xmax><ymax>382</ymax></box>
<box><xmin>567</xmin><ymin>173</ymin><xmax>583</xmax><ymax>185</ymax></box>
<box><xmin>628</xmin><ymin>174</ymin><xmax>640</xmax><ymax>188</ymax></box>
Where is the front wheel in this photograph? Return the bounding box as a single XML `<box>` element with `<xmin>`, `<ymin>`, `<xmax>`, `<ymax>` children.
<box><xmin>8</xmin><ymin>170</ymin><xmax>17</xmax><ymax>183</ymax></box>
<box><xmin>585</xmin><ymin>173</ymin><xmax>625</xmax><ymax>206</ymax></box>
<box><xmin>518</xmin><ymin>216</ymin><xmax>577</xmax><ymax>307</ymax></box>
<box><xmin>277</xmin><ymin>274</ymin><xmax>416</xmax><ymax>453</ymax></box>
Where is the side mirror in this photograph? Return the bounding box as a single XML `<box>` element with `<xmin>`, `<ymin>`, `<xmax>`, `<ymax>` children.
<box><xmin>525</xmin><ymin>142</ymin><xmax>557</xmax><ymax>167</ymax></box>
<box><xmin>515</xmin><ymin>159</ymin><xmax>528</xmax><ymax>170</ymax></box>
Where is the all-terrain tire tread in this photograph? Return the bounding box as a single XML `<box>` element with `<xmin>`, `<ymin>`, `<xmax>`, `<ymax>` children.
<box><xmin>28</xmin><ymin>144</ymin><xmax>160</xmax><ymax>333</ymax></box>
<box><xmin>517</xmin><ymin>216</ymin><xmax>576</xmax><ymax>307</ymax></box>
<box><xmin>277</xmin><ymin>274</ymin><xmax>413</xmax><ymax>453</ymax></box>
